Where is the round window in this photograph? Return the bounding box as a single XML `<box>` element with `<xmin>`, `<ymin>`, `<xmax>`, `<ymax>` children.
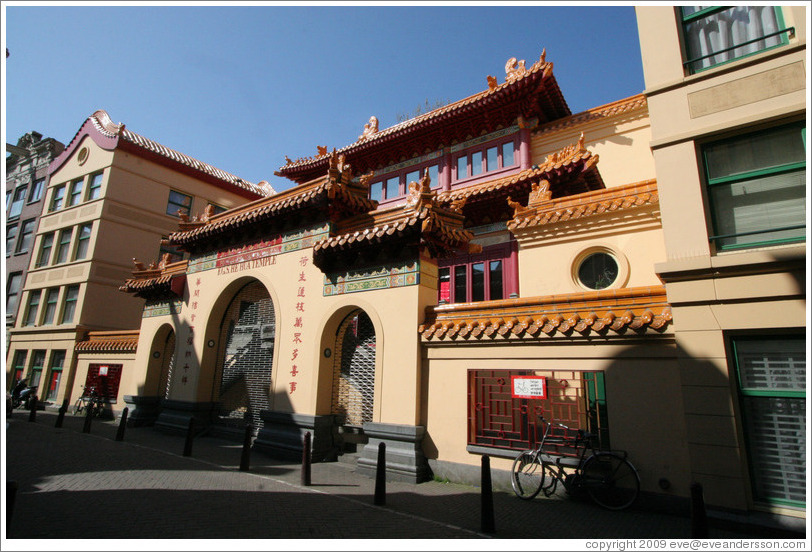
<box><xmin>577</xmin><ymin>252</ymin><xmax>619</xmax><ymax>290</ymax></box>
<box><xmin>77</xmin><ymin>147</ymin><xmax>89</xmax><ymax>165</ymax></box>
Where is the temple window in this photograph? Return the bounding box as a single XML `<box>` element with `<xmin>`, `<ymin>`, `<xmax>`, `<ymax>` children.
<box><xmin>23</xmin><ymin>290</ymin><xmax>41</xmax><ymax>326</ymax></box>
<box><xmin>36</xmin><ymin>233</ymin><xmax>54</xmax><ymax>267</ymax></box>
<box><xmin>54</xmin><ymin>228</ymin><xmax>74</xmax><ymax>264</ymax></box>
<box><xmin>438</xmin><ymin>242</ymin><xmax>516</xmax><ymax>303</ymax></box>
<box><xmin>87</xmin><ymin>172</ymin><xmax>104</xmax><ymax>200</ymax></box>
<box><xmin>369</xmin><ymin>162</ymin><xmax>440</xmax><ymax>203</ymax></box>
<box><xmin>74</xmin><ymin>223</ymin><xmax>93</xmax><ymax>261</ymax></box>
<box><xmin>60</xmin><ymin>285</ymin><xmax>80</xmax><ymax>324</ymax></box>
<box><xmin>42</xmin><ymin>287</ymin><xmax>60</xmax><ymax>325</ymax></box>
<box><xmin>453</xmin><ymin>137</ymin><xmax>517</xmax><ymax>183</ymax></box>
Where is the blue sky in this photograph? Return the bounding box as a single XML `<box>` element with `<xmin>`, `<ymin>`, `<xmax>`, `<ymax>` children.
<box><xmin>3</xmin><ymin>3</ymin><xmax>645</xmax><ymax>194</ymax></box>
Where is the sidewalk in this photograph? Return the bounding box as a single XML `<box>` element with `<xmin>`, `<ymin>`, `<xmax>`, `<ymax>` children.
<box><xmin>2</xmin><ymin>410</ymin><xmax>799</xmax><ymax>544</ymax></box>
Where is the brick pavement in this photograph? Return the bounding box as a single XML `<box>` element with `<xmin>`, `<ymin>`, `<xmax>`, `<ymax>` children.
<box><xmin>2</xmin><ymin>410</ymin><xmax>797</xmax><ymax>544</ymax></box>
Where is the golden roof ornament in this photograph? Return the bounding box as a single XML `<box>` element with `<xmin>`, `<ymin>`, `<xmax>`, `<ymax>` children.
<box><xmin>358</xmin><ymin>116</ymin><xmax>379</xmax><ymax>141</ymax></box>
<box><xmin>317</xmin><ymin>145</ymin><xmax>328</xmax><ymax>156</ymax></box>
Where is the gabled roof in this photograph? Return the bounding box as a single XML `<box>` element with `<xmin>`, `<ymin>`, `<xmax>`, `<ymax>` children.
<box><xmin>276</xmin><ymin>50</ymin><xmax>570</xmax><ymax>183</ymax></box>
<box><xmin>48</xmin><ymin>110</ymin><xmax>272</xmax><ymax>198</ymax></box>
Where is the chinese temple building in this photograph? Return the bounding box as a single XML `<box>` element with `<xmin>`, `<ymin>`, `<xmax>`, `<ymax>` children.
<box><xmin>115</xmin><ymin>49</ymin><xmax>675</xmax><ymax>494</ymax></box>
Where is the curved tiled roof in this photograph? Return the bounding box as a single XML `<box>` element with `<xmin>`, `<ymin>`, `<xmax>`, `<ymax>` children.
<box><xmin>119</xmin><ymin>259</ymin><xmax>188</xmax><ymax>298</ymax></box>
<box><xmin>438</xmin><ymin>135</ymin><xmax>603</xmax><ymax>208</ymax></box>
<box><xmin>313</xmin><ymin>176</ymin><xmax>477</xmax><ymax>268</ymax></box>
<box><xmin>167</xmin><ymin>156</ymin><xmax>377</xmax><ymax>249</ymax></box>
<box><xmin>507</xmin><ymin>179</ymin><xmax>659</xmax><ymax>231</ymax></box>
<box><xmin>537</xmin><ymin>94</ymin><xmax>647</xmax><ymax>134</ymax></box>
<box><xmin>50</xmin><ymin>110</ymin><xmax>271</xmax><ymax>198</ymax></box>
<box><xmin>277</xmin><ymin>51</ymin><xmax>569</xmax><ymax>181</ymax></box>
<box><xmin>420</xmin><ymin>286</ymin><xmax>671</xmax><ymax>342</ymax></box>
<box><xmin>75</xmin><ymin>330</ymin><xmax>140</xmax><ymax>353</ymax></box>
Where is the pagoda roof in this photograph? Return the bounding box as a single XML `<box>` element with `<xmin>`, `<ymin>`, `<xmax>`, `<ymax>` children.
<box><xmin>166</xmin><ymin>152</ymin><xmax>377</xmax><ymax>252</ymax></box>
<box><xmin>119</xmin><ymin>257</ymin><xmax>188</xmax><ymax>299</ymax></box>
<box><xmin>75</xmin><ymin>330</ymin><xmax>140</xmax><ymax>353</ymax></box>
<box><xmin>49</xmin><ymin>110</ymin><xmax>272</xmax><ymax>199</ymax></box>
<box><xmin>313</xmin><ymin>174</ymin><xmax>478</xmax><ymax>272</ymax></box>
<box><xmin>420</xmin><ymin>285</ymin><xmax>672</xmax><ymax>342</ymax></box>
<box><xmin>507</xmin><ymin>179</ymin><xmax>659</xmax><ymax>232</ymax></box>
<box><xmin>436</xmin><ymin>133</ymin><xmax>604</xmax><ymax>227</ymax></box>
<box><xmin>276</xmin><ymin>50</ymin><xmax>570</xmax><ymax>184</ymax></box>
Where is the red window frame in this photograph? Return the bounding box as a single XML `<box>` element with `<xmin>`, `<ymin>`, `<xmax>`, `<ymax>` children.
<box><xmin>453</xmin><ymin>137</ymin><xmax>518</xmax><ymax>183</ymax></box>
<box><xmin>369</xmin><ymin>160</ymin><xmax>442</xmax><ymax>204</ymax></box>
<box><xmin>438</xmin><ymin>241</ymin><xmax>518</xmax><ymax>303</ymax></box>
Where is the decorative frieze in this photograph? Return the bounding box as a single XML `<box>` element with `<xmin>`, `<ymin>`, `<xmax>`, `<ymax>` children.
<box><xmin>143</xmin><ymin>299</ymin><xmax>183</xmax><ymax>318</ymax></box>
<box><xmin>324</xmin><ymin>260</ymin><xmax>420</xmax><ymax>296</ymax></box>
<box><xmin>188</xmin><ymin>223</ymin><xmax>331</xmax><ymax>274</ymax></box>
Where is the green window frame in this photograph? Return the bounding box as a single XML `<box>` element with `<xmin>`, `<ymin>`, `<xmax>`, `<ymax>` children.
<box><xmin>681</xmin><ymin>6</ymin><xmax>792</xmax><ymax>74</ymax></box>
<box><xmin>11</xmin><ymin>350</ymin><xmax>28</xmax><ymax>385</ymax></box>
<box><xmin>167</xmin><ymin>190</ymin><xmax>192</xmax><ymax>217</ymax></box>
<box><xmin>87</xmin><ymin>172</ymin><xmax>103</xmax><ymax>200</ymax></box>
<box><xmin>29</xmin><ymin>350</ymin><xmax>46</xmax><ymax>388</ymax></box>
<box><xmin>23</xmin><ymin>290</ymin><xmax>41</xmax><ymax>326</ymax></box>
<box><xmin>67</xmin><ymin>178</ymin><xmax>84</xmax><ymax>207</ymax></box>
<box><xmin>60</xmin><ymin>285</ymin><xmax>80</xmax><ymax>324</ymax></box>
<box><xmin>49</xmin><ymin>184</ymin><xmax>66</xmax><ymax>212</ymax></box>
<box><xmin>703</xmin><ymin>122</ymin><xmax>806</xmax><ymax>251</ymax></box>
<box><xmin>55</xmin><ymin>228</ymin><xmax>74</xmax><ymax>264</ymax></box>
<box><xmin>46</xmin><ymin>350</ymin><xmax>66</xmax><ymax>401</ymax></box>
<box><xmin>42</xmin><ymin>288</ymin><xmax>60</xmax><ymax>325</ymax></box>
<box><xmin>36</xmin><ymin>233</ymin><xmax>55</xmax><ymax>267</ymax></box>
<box><xmin>74</xmin><ymin>223</ymin><xmax>92</xmax><ymax>261</ymax></box>
<box><xmin>732</xmin><ymin>335</ymin><xmax>805</xmax><ymax>507</ymax></box>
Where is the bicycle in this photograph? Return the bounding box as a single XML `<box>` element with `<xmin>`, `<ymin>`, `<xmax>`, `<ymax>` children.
<box><xmin>511</xmin><ymin>416</ymin><xmax>641</xmax><ymax>510</ymax></box>
<box><xmin>73</xmin><ymin>386</ymin><xmax>104</xmax><ymax>417</ymax></box>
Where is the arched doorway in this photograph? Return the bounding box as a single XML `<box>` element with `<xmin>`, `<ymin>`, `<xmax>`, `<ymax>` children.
<box><xmin>213</xmin><ymin>280</ymin><xmax>275</xmax><ymax>429</ymax></box>
<box><xmin>331</xmin><ymin>309</ymin><xmax>376</xmax><ymax>427</ymax></box>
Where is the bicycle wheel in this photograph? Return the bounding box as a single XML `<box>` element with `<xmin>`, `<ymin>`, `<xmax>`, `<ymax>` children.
<box><xmin>581</xmin><ymin>453</ymin><xmax>640</xmax><ymax>510</ymax></box>
<box><xmin>511</xmin><ymin>451</ymin><xmax>546</xmax><ymax>500</ymax></box>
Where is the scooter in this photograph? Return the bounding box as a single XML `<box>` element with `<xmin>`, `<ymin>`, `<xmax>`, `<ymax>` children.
<box><xmin>11</xmin><ymin>381</ymin><xmax>38</xmax><ymax>410</ymax></box>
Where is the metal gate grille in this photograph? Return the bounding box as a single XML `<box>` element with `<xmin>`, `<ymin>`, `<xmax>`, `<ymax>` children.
<box><xmin>160</xmin><ymin>331</ymin><xmax>175</xmax><ymax>399</ymax></box>
<box><xmin>217</xmin><ymin>281</ymin><xmax>275</xmax><ymax>429</ymax></box>
<box><xmin>468</xmin><ymin>369</ymin><xmax>608</xmax><ymax>454</ymax></box>
<box><xmin>331</xmin><ymin>310</ymin><xmax>376</xmax><ymax>427</ymax></box>
<box><xmin>735</xmin><ymin>337</ymin><xmax>806</xmax><ymax>506</ymax></box>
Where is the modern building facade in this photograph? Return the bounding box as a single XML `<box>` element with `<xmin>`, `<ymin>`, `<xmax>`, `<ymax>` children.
<box><xmin>636</xmin><ymin>5</ymin><xmax>806</xmax><ymax>519</ymax></box>
<box><xmin>5</xmin><ymin>132</ymin><xmax>65</xmax><ymax>339</ymax></box>
<box><xmin>5</xmin><ymin>110</ymin><xmax>270</xmax><ymax>408</ymax></box>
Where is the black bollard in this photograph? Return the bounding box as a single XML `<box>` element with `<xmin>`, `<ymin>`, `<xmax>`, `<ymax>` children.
<box><xmin>28</xmin><ymin>395</ymin><xmax>38</xmax><ymax>422</ymax></box>
<box><xmin>481</xmin><ymin>454</ymin><xmax>495</xmax><ymax>534</ymax></box>
<box><xmin>182</xmin><ymin>417</ymin><xmax>195</xmax><ymax>457</ymax></box>
<box><xmin>115</xmin><ymin>407</ymin><xmax>129</xmax><ymax>442</ymax></box>
<box><xmin>301</xmin><ymin>431</ymin><xmax>311</xmax><ymax>486</ymax></box>
<box><xmin>374</xmin><ymin>442</ymin><xmax>386</xmax><ymax>506</ymax></box>
<box><xmin>55</xmin><ymin>399</ymin><xmax>68</xmax><ymax>428</ymax></box>
<box><xmin>82</xmin><ymin>399</ymin><xmax>93</xmax><ymax>433</ymax></box>
<box><xmin>7</xmin><ymin>480</ymin><xmax>17</xmax><ymax>526</ymax></box>
<box><xmin>239</xmin><ymin>424</ymin><xmax>253</xmax><ymax>472</ymax></box>
<box><xmin>690</xmin><ymin>482</ymin><xmax>709</xmax><ymax>538</ymax></box>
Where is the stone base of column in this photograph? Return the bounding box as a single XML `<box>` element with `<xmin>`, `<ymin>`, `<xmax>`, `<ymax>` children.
<box><xmin>123</xmin><ymin>395</ymin><xmax>161</xmax><ymax>427</ymax></box>
<box><xmin>253</xmin><ymin>411</ymin><xmax>339</xmax><ymax>462</ymax></box>
<box><xmin>153</xmin><ymin>400</ymin><xmax>218</xmax><ymax>435</ymax></box>
<box><xmin>357</xmin><ymin>422</ymin><xmax>431</xmax><ymax>483</ymax></box>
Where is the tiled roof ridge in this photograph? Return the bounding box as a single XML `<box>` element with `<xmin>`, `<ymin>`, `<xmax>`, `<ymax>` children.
<box><xmin>278</xmin><ymin>50</ymin><xmax>564</xmax><ymax>173</ymax></box>
<box><xmin>167</xmin><ymin>162</ymin><xmax>377</xmax><ymax>246</ymax></box>
<box><xmin>507</xmin><ymin>178</ymin><xmax>659</xmax><ymax>231</ymax></box>
<box><xmin>75</xmin><ymin>330</ymin><xmax>140</xmax><ymax>353</ymax></box>
<box><xmin>420</xmin><ymin>285</ymin><xmax>671</xmax><ymax>340</ymax></box>
<box><xmin>537</xmin><ymin>94</ymin><xmax>647</xmax><ymax>134</ymax></box>
<box><xmin>55</xmin><ymin>109</ymin><xmax>270</xmax><ymax>197</ymax></box>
